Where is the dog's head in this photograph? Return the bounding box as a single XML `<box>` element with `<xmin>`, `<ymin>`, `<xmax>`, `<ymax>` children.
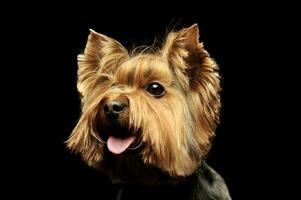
<box><xmin>67</xmin><ymin>24</ymin><xmax>220</xmax><ymax>184</ymax></box>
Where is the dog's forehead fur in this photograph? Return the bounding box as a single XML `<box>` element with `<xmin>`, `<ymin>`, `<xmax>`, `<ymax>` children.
<box><xmin>115</xmin><ymin>55</ymin><xmax>173</xmax><ymax>87</ymax></box>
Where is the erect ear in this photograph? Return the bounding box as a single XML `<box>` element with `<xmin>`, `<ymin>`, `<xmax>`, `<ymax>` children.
<box><xmin>161</xmin><ymin>24</ymin><xmax>218</xmax><ymax>91</ymax></box>
<box><xmin>77</xmin><ymin>29</ymin><xmax>128</xmax><ymax>99</ymax></box>
<box><xmin>162</xmin><ymin>24</ymin><xmax>221</xmax><ymax>154</ymax></box>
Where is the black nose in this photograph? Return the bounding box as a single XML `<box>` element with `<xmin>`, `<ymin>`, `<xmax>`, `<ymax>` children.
<box><xmin>104</xmin><ymin>101</ymin><xmax>126</xmax><ymax>119</ymax></box>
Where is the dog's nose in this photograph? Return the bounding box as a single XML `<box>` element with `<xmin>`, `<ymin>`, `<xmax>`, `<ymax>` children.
<box><xmin>104</xmin><ymin>101</ymin><xmax>127</xmax><ymax>119</ymax></box>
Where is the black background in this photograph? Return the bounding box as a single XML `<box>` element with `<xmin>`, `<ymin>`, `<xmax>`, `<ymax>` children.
<box><xmin>3</xmin><ymin>2</ymin><xmax>295</xmax><ymax>199</ymax></box>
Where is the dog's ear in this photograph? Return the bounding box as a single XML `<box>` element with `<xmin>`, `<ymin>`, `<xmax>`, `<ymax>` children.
<box><xmin>77</xmin><ymin>30</ymin><xmax>128</xmax><ymax>98</ymax></box>
<box><xmin>162</xmin><ymin>24</ymin><xmax>220</xmax><ymax>155</ymax></box>
<box><xmin>161</xmin><ymin>24</ymin><xmax>218</xmax><ymax>91</ymax></box>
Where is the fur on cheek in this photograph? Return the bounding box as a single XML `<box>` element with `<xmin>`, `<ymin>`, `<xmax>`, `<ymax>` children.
<box><xmin>66</xmin><ymin>96</ymin><xmax>106</xmax><ymax>167</ymax></box>
<box><xmin>128</xmin><ymin>90</ymin><xmax>200</xmax><ymax>177</ymax></box>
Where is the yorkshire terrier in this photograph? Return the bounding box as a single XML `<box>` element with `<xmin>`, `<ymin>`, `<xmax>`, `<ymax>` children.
<box><xmin>67</xmin><ymin>24</ymin><xmax>231</xmax><ymax>200</ymax></box>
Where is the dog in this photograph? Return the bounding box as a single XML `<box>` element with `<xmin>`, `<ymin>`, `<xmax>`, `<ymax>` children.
<box><xmin>66</xmin><ymin>24</ymin><xmax>231</xmax><ymax>200</ymax></box>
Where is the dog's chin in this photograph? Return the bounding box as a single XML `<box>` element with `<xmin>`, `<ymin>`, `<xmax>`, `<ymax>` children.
<box><xmin>100</xmin><ymin>146</ymin><xmax>183</xmax><ymax>186</ymax></box>
<box><xmin>94</xmin><ymin>127</ymin><xmax>180</xmax><ymax>185</ymax></box>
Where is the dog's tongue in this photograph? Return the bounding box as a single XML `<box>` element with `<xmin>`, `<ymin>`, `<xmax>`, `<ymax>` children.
<box><xmin>107</xmin><ymin>136</ymin><xmax>136</xmax><ymax>154</ymax></box>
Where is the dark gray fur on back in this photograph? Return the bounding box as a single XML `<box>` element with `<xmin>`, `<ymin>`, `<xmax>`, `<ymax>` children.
<box><xmin>191</xmin><ymin>161</ymin><xmax>231</xmax><ymax>200</ymax></box>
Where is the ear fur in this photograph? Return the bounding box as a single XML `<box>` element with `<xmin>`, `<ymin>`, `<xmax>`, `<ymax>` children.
<box><xmin>66</xmin><ymin>31</ymin><xmax>128</xmax><ymax>162</ymax></box>
<box><xmin>77</xmin><ymin>29</ymin><xmax>128</xmax><ymax>100</ymax></box>
<box><xmin>162</xmin><ymin>24</ymin><xmax>221</xmax><ymax>154</ymax></box>
<box><xmin>161</xmin><ymin>24</ymin><xmax>219</xmax><ymax>90</ymax></box>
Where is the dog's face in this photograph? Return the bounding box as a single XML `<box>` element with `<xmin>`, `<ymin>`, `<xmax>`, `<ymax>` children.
<box><xmin>67</xmin><ymin>24</ymin><xmax>220</xmax><ymax>184</ymax></box>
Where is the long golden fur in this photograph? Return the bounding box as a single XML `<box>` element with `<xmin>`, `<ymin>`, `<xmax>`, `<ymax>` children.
<box><xmin>67</xmin><ymin>24</ymin><xmax>221</xmax><ymax>180</ymax></box>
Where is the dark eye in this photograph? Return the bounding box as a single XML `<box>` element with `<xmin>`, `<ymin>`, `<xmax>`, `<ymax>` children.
<box><xmin>147</xmin><ymin>82</ymin><xmax>165</xmax><ymax>98</ymax></box>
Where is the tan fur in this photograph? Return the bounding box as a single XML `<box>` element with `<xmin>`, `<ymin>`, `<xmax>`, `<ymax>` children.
<box><xmin>66</xmin><ymin>24</ymin><xmax>220</xmax><ymax>177</ymax></box>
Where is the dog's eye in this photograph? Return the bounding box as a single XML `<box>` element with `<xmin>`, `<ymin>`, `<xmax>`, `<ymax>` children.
<box><xmin>147</xmin><ymin>82</ymin><xmax>165</xmax><ymax>98</ymax></box>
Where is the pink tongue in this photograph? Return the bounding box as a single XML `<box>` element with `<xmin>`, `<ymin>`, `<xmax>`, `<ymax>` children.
<box><xmin>107</xmin><ymin>136</ymin><xmax>136</xmax><ymax>154</ymax></box>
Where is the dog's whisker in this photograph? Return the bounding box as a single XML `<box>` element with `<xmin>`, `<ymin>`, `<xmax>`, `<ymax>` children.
<box><xmin>91</xmin><ymin>130</ymin><xmax>107</xmax><ymax>144</ymax></box>
<box><xmin>128</xmin><ymin>140</ymin><xmax>143</xmax><ymax>150</ymax></box>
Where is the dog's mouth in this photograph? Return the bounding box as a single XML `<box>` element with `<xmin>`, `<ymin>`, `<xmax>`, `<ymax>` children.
<box><xmin>93</xmin><ymin>110</ymin><xmax>142</xmax><ymax>154</ymax></box>
<box><xmin>94</xmin><ymin>126</ymin><xmax>142</xmax><ymax>154</ymax></box>
<box><xmin>107</xmin><ymin>135</ymin><xmax>142</xmax><ymax>154</ymax></box>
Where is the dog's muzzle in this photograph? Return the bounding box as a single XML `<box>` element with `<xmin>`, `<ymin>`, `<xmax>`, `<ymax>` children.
<box><xmin>93</xmin><ymin>99</ymin><xmax>142</xmax><ymax>154</ymax></box>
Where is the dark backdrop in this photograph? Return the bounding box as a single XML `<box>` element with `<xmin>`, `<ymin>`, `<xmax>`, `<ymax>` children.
<box><xmin>4</xmin><ymin>2</ymin><xmax>292</xmax><ymax>199</ymax></box>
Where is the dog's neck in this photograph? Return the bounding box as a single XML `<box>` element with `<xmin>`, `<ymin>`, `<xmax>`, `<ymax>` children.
<box><xmin>115</xmin><ymin>174</ymin><xmax>197</xmax><ymax>200</ymax></box>
<box><xmin>114</xmin><ymin>160</ymin><xmax>231</xmax><ymax>200</ymax></box>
